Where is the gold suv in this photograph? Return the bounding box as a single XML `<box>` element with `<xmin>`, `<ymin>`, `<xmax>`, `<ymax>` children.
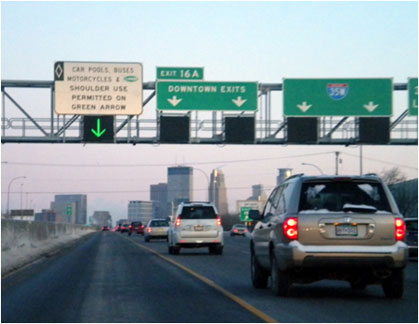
<box><xmin>250</xmin><ymin>174</ymin><xmax>408</xmax><ymax>298</ymax></box>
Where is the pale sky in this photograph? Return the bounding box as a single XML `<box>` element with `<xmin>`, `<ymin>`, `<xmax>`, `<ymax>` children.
<box><xmin>1</xmin><ymin>1</ymin><xmax>418</xmax><ymax>223</ymax></box>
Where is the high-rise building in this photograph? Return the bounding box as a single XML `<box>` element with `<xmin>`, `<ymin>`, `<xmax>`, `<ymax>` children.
<box><xmin>277</xmin><ymin>168</ymin><xmax>293</xmax><ymax>185</ymax></box>
<box><xmin>128</xmin><ymin>201</ymin><xmax>157</xmax><ymax>224</ymax></box>
<box><xmin>52</xmin><ymin>194</ymin><xmax>87</xmax><ymax>224</ymax></box>
<box><xmin>247</xmin><ymin>184</ymin><xmax>268</xmax><ymax>202</ymax></box>
<box><xmin>91</xmin><ymin>211</ymin><xmax>112</xmax><ymax>227</ymax></box>
<box><xmin>209</xmin><ymin>169</ymin><xmax>229</xmax><ymax>215</ymax></box>
<box><xmin>150</xmin><ymin>183</ymin><xmax>168</xmax><ymax>219</ymax></box>
<box><xmin>34</xmin><ymin>209</ymin><xmax>56</xmax><ymax>222</ymax></box>
<box><xmin>167</xmin><ymin>166</ymin><xmax>193</xmax><ymax>211</ymax></box>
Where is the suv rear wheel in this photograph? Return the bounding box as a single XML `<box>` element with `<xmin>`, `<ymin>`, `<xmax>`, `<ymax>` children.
<box><xmin>382</xmin><ymin>269</ymin><xmax>404</xmax><ymax>299</ymax></box>
<box><xmin>209</xmin><ymin>244</ymin><xmax>223</xmax><ymax>255</ymax></box>
<box><xmin>251</xmin><ymin>252</ymin><xmax>269</xmax><ymax>288</ymax></box>
<box><xmin>271</xmin><ymin>253</ymin><xmax>292</xmax><ymax>296</ymax></box>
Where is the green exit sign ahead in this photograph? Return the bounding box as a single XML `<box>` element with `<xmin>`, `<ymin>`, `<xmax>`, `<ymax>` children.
<box><xmin>156</xmin><ymin>67</ymin><xmax>204</xmax><ymax>80</ymax></box>
<box><xmin>283</xmin><ymin>78</ymin><xmax>392</xmax><ymax>117</ymax></box>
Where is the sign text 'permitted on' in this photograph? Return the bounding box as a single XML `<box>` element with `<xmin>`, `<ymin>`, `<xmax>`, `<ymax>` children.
<box><xmin>54</xmin><ymin>62</ymin><xmax>143</xmax><ymax>115</ymax></box>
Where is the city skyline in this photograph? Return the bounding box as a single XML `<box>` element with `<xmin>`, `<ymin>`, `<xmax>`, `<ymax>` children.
<box><xmin>1</xmin><ymin>1</ymin><xmax>417</xmax><ymax>222</ymax></box>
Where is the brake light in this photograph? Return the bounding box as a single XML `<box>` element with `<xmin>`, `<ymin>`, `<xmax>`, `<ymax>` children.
<box><xmin>175</xmin><ymin>217</ymin><xmax>181</xmax><ymax>227</ymax></box>
<box><xmin>395</xmin><ymin>218</ymin><xmax>406</xmax><ymax>241</ymax></box>
<box><xmin>283</xmin><ymin>218</ymin><xmax>298</xmax><ymax>240</ymax></box>
<box><xmin>147</xmin><ymin>227</ymin><xmax>152</xmax><ymax>233</ymax></box>
<box><xmin>233</xmin><ymin>229</ymin><xmax>238</xmax><ymax>232</ymax></box>
<box><xmin>129</xmin><ymin>225</ymin><xmax>132</xmax><ymax>229</ymax></box>
<box><xmin>216</xmin><ymin>216</ymin><xmax>222</xmax><ymax>226</ymax></box>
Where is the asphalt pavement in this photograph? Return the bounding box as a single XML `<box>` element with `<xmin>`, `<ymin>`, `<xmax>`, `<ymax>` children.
<box><xmin>2</xmin><ymin>231</ymin><xmax>418</xmax><ymax>323</ymax></box>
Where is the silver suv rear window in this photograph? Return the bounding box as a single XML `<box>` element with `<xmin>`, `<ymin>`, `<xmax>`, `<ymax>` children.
<box><xmin>180</xmin><ymin>206</ymin><xmax>217</xmax><ymax>219</ymax></box>
<box><xmin>299</xmin><ymin>180</ymin><xmax>392</xmax><ymax>213</ymax></box>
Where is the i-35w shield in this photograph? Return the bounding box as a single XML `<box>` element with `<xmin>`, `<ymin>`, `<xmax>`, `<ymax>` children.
<box><xmin>327</xmin><ymin>83</ymin><xmax>349</xmax><ymax>101</ymax></box>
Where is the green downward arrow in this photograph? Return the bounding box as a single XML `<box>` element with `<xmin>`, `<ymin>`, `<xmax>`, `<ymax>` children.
<box><xmin>91</xmin><ymin>118</ymin><xmax>106</xmax><ymax>138</ymax></box>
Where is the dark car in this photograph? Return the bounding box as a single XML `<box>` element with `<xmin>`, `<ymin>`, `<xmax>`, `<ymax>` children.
<box><xmin>129</xmin><ymin>221</ymin><xmax>144</xmax><ymax>236</ymax></box>
<box><xmin>405</xmin><ymin>218</ymin><xmax>418</xmax><ymax>258</ymax></box>
<box><xmin>120</xmin><ymin>224</ymin><xmax>130</xmax><ymax>233</ymax></box>
<box><xmin>101</xmin><ymin>226</ymin><xmax>110</xmax><ymax>231</ymax></box>
<box><xmin>230</xmin><ymin>224</ymin><xmax>248</xmax><ymax>236</ymax></box>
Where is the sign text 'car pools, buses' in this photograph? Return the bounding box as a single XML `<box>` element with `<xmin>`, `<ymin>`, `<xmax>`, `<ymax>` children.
<box><xmin>54</xmin><ymin>62</ymin><xmax>143</xmax><ymax>115</ymax></box>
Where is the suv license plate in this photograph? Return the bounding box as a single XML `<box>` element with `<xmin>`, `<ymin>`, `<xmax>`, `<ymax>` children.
<box><xmin>336</xmin><ymin>224</ymin><xmax>358</xmax><ymax>236</ymax></box>
<box><xmin>194</xmin><ymin>225</ymin><xmax>204</xmax><ymax>231</ymax></box>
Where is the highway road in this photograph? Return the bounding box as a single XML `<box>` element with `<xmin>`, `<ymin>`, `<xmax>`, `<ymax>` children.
<box><xmin>2</xmin><ymin>231</ymin><xmax>418</xmax><ymax>323</ymax></box>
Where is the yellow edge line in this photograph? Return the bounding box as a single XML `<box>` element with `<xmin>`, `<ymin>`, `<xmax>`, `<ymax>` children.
<box><xmin>124</xmin><ymin>236</ymin><xmax>278</xmax><ymax>323</ymax></box>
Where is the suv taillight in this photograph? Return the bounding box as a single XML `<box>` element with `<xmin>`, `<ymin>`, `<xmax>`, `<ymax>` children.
<box><xmin>283</xmin><ymin>218</ymin><xmax>298</xmax><ymax>240</ymax></box>
<box><xmin>175</xmin><ymin>217</ymin><xmax>181</xmax><ymax>227</ymax></box>
<box><xmin>216</xmin><ymin>216</ymin><xmax>222</xmax><ymax>226</ymax></box>
<box><xmin>129</xmin><ymin>225</ymin><xmax>132</xmax><ymax>229</ymax></box>
<box><xmin>395</xmin><ymin>218</ymin><xmax>406</xmax><ymax>241</ymax></box>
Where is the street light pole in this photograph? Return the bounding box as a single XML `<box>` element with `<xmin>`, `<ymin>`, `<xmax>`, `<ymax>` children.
<box><xmin>6</xmin><ymin>176</ymin><xmax>26</xmax><ymax>217</ymax></box>
<box><xmin>301</xmin><ymin>163</ymin><xmax>324</xmax><ymax>175</ymax></box>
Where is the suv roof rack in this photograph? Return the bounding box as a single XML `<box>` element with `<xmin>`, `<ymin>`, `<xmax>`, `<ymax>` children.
<box><xmin>286</xmin><ymin>173</ymin><xmax>305</xmax><ymax>181</ymax></box>
<box><xmin>363</xmin><ymin>173</ymin><xmax>378</xmax><ymax>177</ymax></box>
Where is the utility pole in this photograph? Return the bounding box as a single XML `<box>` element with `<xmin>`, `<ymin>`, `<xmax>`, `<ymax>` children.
<box><xmin>335</xmin><ymin>151</ymin><xmax>340</xmax><ymax>175</ymax></box>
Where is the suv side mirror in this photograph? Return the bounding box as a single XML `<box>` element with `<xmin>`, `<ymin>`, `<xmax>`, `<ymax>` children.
<box><xmin>249</xmin><ymin>210</ymin><xmax>262</xmax><ymax>221</ymax></box>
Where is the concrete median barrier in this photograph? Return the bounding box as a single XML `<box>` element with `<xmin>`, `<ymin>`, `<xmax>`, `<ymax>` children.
<box><xmin>1</xmin><ymin>219</ymin><xmax>96</xmax><ymax>276</ymax></box>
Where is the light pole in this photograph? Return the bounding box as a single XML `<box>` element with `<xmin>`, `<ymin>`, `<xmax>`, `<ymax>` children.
<box><xmin>301</xmin><ymin>163</ymin><xmax>324</xmax><ymax>175</ymax></box>
<box><xmin>6</xmin><ymin>176</ymin><xmax>26</xmax><ymax>217</ymax></box>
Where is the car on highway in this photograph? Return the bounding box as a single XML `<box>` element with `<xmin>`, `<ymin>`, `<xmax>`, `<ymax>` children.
<box><xmin>230</xmin><ymin>223</ymin><xmax>248</xmax><ymax>236</ymax></box>
<box><xmin>112</xmin><ymin>225</ymin><xmax>121</xmax><ymax>232</ymax></box>
<box><xmin>404</xmin><ymin>218</ymin><xmax>418</xmax><ymax>258</ymax></box>
<box><xmin>120</xmin><ymin>224</ymin><xmax>130</xmax><ymax>233</ymax></box>
<box><xmin>128</xmin><ymin>221</ymin><xmax>144</xmax><ymax>236</ymax></box>
<box><xmin>249</xmin><ymin>174</ymin><xmax>408</xmax><ymax>298</ymax></box>
<box><xmin>144</xmin><ymin>219</ymin><xmax>170</xmax><ymax>242</ymax></box>
<box><xmin>168</xmin><ymin>202</ymin><xmax>224</xmax><ymax>255</ymax></box>
<box><xmin>101</xmin><ymin>226</ymin><xmax>110</xmax><ymax>231</ymax></box>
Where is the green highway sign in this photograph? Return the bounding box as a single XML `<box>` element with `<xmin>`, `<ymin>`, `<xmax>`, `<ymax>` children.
<box><xmin>240</xmin><ymin>207</ymin><xmax>253</xmax><ymax>222</ymax></box>
<box><xmin>66</xmin><ymin>204</ymin><xmax>72</xmax><ymax>216</ymax></box>
<box><xmin>408</xmin><ymin>78</ymin><xmax>418</xmax><ymax>116</ymax></box>
<box><xmin>157</xmin><ymin>67</ymin><xmax>204</xmax><ymax>80</ymax></box>
<box><xmin>283</xmin><ymin>78</ymin><xmax>392</xmax><ymax>117</ymax></box>
<box><xmin>157</xmin><ymin>81</ymin><xmax>258</xmax><ymax>111</ymax></box>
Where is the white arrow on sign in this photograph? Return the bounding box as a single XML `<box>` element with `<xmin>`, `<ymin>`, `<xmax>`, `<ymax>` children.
<box><xmin>232</xmin><ymin>96</ymin><xmax>247</xmax><ymax>107</ymax></box>
<box><xmin>363</xmin><ymin>101</ymin><xmax>379</xmax><ymax>112</ymax></box>
<box><xmin>297</xmin><ymin>101</ymin><xmax>312</xmax><ymax>112</ymax></box>
<box><xmin>167</xmin><ymin>96</ymin><xmax>182</xmax><ymax>107</ymax></box>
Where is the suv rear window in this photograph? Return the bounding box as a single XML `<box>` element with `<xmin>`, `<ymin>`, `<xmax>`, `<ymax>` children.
<box><xmin>150</xmin><ymin>220</ymin><xmax>169</xmax><ymax>227</ymax></box>
<box><xmin>299</xmin><ymin>180</ymin><xmax>392</xmax><ymax>213</ymax></box>
<box><xmin>131</xmin><ymin>222</ymin><xmax>142</xmax><ymax>226</ymax></box>
<box><xmin>180</xmin><ymin>206</ymin><xmax>216</xmax><ymax>219</ymax></box>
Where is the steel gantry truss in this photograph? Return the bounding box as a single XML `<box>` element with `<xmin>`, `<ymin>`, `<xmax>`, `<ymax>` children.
<box><xmin>1</xmin><ymin>80</ymin><xmax>417</xmax><ymax>145</ymax></box>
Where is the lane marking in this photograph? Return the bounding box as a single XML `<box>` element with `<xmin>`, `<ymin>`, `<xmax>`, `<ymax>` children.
<box><xmin>122</xmin><ymin>235</ymin><xmax>278</xmax><ymax>323</ymax></box>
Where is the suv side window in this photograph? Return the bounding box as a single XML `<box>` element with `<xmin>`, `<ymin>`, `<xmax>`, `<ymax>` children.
<box><xmin>263</xmin><ymin>186</ymin><xmax>283</xmax><ymax>222</ymax></box>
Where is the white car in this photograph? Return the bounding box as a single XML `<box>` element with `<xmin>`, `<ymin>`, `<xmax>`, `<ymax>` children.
<box><xmin>168</xmin><ymin>202</ymin><xmax>224</xmax><ymax>255</ymax></box>
<box><xmin>144</xmin><ymin>219</ymin><xmax>170</xmax><ymax>242</ymax></box>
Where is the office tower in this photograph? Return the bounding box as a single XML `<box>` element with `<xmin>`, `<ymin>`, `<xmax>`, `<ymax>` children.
<box><xmin>209</xmin><ymin>169</ymin><xmax>229</xmax><ymax>215</ymax></box>
<box><xmin>167</xmin><ymin>166</ymin><xmax>193</xmax><ymax>209</ymax></box>
<box><xmin>277</xmin><ymin>168</ymin><xmax>293</xmax><ymax>186</ymax></box>
<box><xmin>128</xmin><ymin>200</ymin><xmax>157</xmax><ymax>224</ymax></box>
<box><xmin>52</xmin><ymin>194</ymin><xmax>87</xmax><ymax>224</ymax></box>
<box><xmin>150</xmin><ymin>183</ymin><xmax>168</xmax><ymax>219</ymax></box>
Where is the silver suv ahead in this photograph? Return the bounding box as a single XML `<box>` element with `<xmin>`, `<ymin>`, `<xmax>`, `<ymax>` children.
<box><xmin>249</xmin><ymin>174</ymin><xmax>408</xmax><ymax>298</ymax></box>
<box><xmin>168</xmin><ymin>202</ymin><xmax>224</xmax><ymax>255</ymax></box>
